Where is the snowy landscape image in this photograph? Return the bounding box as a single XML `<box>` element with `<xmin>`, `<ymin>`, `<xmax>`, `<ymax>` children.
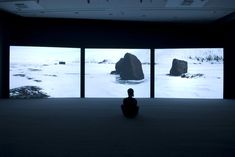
<box><xmin>10</xmin><ymin>46</ymin><xmax>222</xmax><ymax>99</ymax></box>
<box><xmin>155</xmin><ymin>48</ymin><xmax>223</xmax><ymax>99</ymax></box>
<box><xmin>85</xmin><ymin>49</ymin><xmax>150</xmax><ymax>98</ymax></box>
<box><xmin>10</xmin><ymin>46</ymin><xmax>80</xmax><ymax>98</ymax></box>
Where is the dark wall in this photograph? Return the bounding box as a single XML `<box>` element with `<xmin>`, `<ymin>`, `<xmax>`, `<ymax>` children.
<box><xmin>1</xmin><ymin>13</ymin><xmax>235</xmax><ymax>98</ymax></box>
<box><xmin>0</xmin><ymin>11</ymin><xmax>13</xmax><ymax>98</ymax></box>
<box><xmin>0</xmin><ymin>15</ymin><xmax>2</xmax><ymax>97</ymax></box>
<box><xmin>10</xmin><ymin>18</ymin><xmax>224</xmax><ymax>48</ymax></box>
<box><xmin>223</xmin><ymin>22</ymin><xmax>235</xmax><ymax>98</ymax></box>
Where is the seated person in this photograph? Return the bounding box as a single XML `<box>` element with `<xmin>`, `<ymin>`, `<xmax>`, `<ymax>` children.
<box><xmin>121</xmin><ymin>88</ymin><xmax>139</xmax><ymax>118</ymax></box>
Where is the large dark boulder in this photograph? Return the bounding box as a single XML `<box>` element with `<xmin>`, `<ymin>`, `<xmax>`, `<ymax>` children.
<box><xmin>170</xmin><ymin>59</ymin><xmax>188</xmax><ymax>76</ymax></box>
<box><xmin>114</xmin><ymin>53</ymin><xmax>144</xmax><ymax>80</ymax></box>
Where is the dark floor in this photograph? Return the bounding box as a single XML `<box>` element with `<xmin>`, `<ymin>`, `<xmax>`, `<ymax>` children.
<box><xmin>0</xmin><ymin>98</ymin><xmax>235</xmax><ymax>157</ymax></box>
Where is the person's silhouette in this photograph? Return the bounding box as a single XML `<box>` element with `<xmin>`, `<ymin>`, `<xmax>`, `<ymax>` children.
<box><xmin>121</xmin><ymin>88</ymin><xmax>139</xmax><ymax>118</ymax></box>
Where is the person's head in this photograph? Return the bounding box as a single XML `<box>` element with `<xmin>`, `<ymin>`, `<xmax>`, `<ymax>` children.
<box><xmin>127</xmin><ymin>88</ymin><xmax>134</xmax><ymax>97</ymax></box>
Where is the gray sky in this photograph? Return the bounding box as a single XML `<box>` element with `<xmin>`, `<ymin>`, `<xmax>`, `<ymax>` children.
<box><xmin>85</xmin><ymin>48</ymin><xmax>150</xmax><ymax>63</ymax></box>
<box><xmin>10</xmin><ymin>46</ymin><xmax>80</xmax><ymax>64</ymax></box>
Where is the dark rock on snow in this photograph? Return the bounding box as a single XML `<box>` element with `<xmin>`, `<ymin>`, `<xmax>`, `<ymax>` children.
<box><xmin>34</xmin><ymin>79</ymin><xmax>42</xmax><ymax>82</ymax></box>
<box><xmin>110</xmin><ymin>71</ymin><xmax>117</xmax><ymax>75</ymax></box>
<box><xmin>28</xmin><ymin>68</ymin><xmax>42</xmax><ymax>71</ymax></box>
<box><xmin>181</xmin><ymin>73</ymin><xmax>204</xmax><ymax>78</ymax></box>
<box><xmin>13</xmin><ymin>74</ymin><xmax>26</xmax><ymax>77</ymax></box>
<box><xmin>59</xmin><ymin>61</ymin><xmax>66</xmax><ymax>65</ymax></box>
<box><xmin>112</xmin><ymin>53</ymin><xmax>144</xmax><ymax>80</ymax></box>
<box><xmin>170</xmin><ymin>58</ymin><xmax>188</xmax><ymax>76</ymax></box>
<box><xmin>98</xmin><ymin>59</ymin><xmax>108</xmax><ymax>64</ymax></box>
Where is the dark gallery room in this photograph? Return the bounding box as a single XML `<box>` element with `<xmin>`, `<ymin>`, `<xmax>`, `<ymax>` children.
<box><xmin>0</xmin><ymin>0</ymin><xmax>235</xmax><ymax>156</ymax></box>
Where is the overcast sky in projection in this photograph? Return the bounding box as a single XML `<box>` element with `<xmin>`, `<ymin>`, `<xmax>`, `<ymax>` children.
<box><xmin>10</xmin><ymin>46</ymin><xmax>80</xmax><ymax>64</ymax></box>
<box><xmin>85</xmin><ymin>49</ymin><xmax>150</xmax><ymax>63</ymax></box>
<box><xmin>155</xmin><ymin>48</ymin><xmax>223</xmax><ymax>64</ymax></box>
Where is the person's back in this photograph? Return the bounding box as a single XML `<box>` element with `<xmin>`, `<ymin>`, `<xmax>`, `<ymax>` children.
<box><xmin>121</xmin><ymin>88</ymin><xmax>139</xmax><ymax>118</ymax></box>
<box><xmin>123</xmin><ymin>97</ymin><xmax>137</xmax><ymax>108</ymax></box>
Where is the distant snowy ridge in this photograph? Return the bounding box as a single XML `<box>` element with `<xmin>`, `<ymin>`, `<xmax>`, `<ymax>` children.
<box><xmin>85</xmin><ymin>59</ymin><xmax>114</xmax><ymax>64</ymax></box>
<box><xmin>85</xmin><ymin>59</ymin><xmax>150</xmax><ymax>65</ymax></box>
<box><xmin>188</xmin><ymin>54</ymin><xmax>223</xmax><ymax>64</ymax></box>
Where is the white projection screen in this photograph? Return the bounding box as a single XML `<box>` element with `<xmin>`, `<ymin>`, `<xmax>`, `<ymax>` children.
<box><xmin>10</xmin><ymin>46</ymin><xmax>81</xmax><ymax>98</ymax></box>
<box><xmin>155</xmin><ymin>48</ymin><xmax>224</xmax><ymax>99</ymax></box>
<box><xmin>85</xmin><ymin>49</ymin><xmax>150</xmax><ymax>98</ymax></box>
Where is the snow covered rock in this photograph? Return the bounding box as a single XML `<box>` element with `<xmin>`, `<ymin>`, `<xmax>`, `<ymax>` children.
<box><xmin>113</xmin><ymin>53</ymin><xmax>144</xmax><ymax>80</ymax></box>
<box><xmin>10</xmin><ymin>86</ymin><xmax>49</xmax><ymax>98</ymax></box>
<box><xmin>170</xmin><ymin>59</ymin><xmax>188</xmax><ymax>76</ymax></box>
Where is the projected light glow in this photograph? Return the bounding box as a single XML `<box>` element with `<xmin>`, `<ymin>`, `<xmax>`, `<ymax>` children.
<box><xmin>9</xmin><ymin>46</ymin><xmax>224</xmax><ymax>99</ymax></box>
<box><xmin>85</xmin><ymin>49</ymin><xmax>150</xmax><ymax>98</ymax></box>
<box><xmin>155</xmin><ymin>48</ymin><xmax>224</xmax><ymax>99</ymax></box>
<box><xmin>10</xmin><ymin>46</ymin><xmax>80</xmax><ymax>98</ymax></box>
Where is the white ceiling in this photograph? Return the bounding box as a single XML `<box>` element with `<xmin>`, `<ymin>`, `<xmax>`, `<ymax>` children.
<box><xmin>0</xmin><ymin>0</ymin><xmax>235</xmax><ymax>22</ymax></box>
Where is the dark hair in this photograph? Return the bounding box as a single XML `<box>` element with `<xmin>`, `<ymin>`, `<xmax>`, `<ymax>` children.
<box><xmin>127</xmin><ymin>88</ymin><xmax>134</xmax><ymax>96</ymax></box>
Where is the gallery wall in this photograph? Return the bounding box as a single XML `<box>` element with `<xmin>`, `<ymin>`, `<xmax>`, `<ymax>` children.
<box><xmin>0</xmin><ymin>11</ymin><xmax>12</xmax><ymax>98</ymax></box>
<box><xmin>0</xmin><ymin>11</ymin><xmax>234</xmax><ymax>98</ymax></box>
<box><xmin>223</xmin><ymin>23</ymin><xmax>235</xmax><ymax>99</ymax></box>
<box><xmin>0</xmin><ymin>16</ymin><xmax>2</xmax><ymax>97</ymax></box>
<box><xmin>9</xmin><ymin>17</ymin><xmax>224</xmax><ymax>48</ymax></box>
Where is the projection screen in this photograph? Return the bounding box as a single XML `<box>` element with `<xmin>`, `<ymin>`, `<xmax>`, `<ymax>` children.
<box><xmin>85</xmin><ymin>48</ymin><xmax>150</xmax><ymax>98</ymax></box>
<box><xmin>10</xmin><ymin>46</ymin><xmax>80</xmax><ymax>98</ymax></box>
<box><xmin>155</xmin><ymin>48</ymin><xmax>223</xmax><ymax>99</ymax></box>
